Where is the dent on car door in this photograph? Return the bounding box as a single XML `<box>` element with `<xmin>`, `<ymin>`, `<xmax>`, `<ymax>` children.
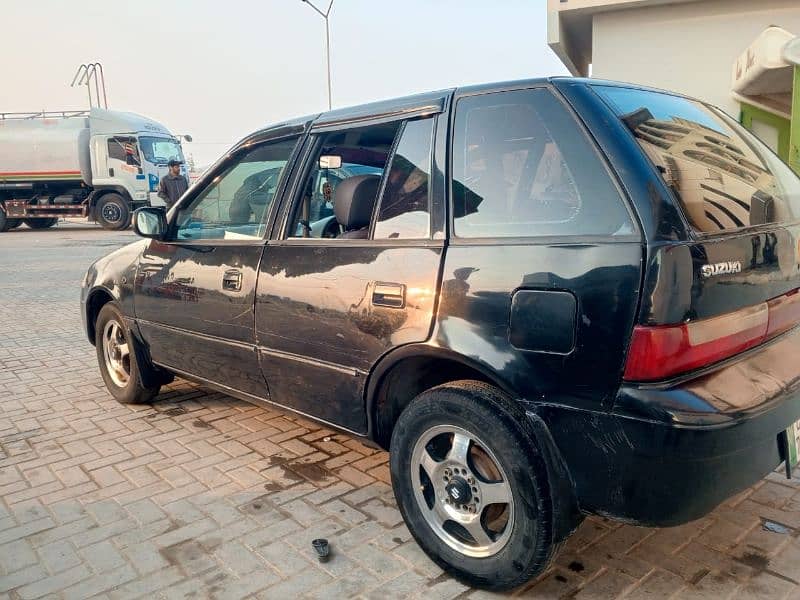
<box><xmin>255</xmin><ymin>116</ymin><xmax>443</xmax><ymax>433</ymax></box>
<box><xmin>134</xmin><ymin>137</ymin><xmax>301</xmax><ymax>397</ymax></box>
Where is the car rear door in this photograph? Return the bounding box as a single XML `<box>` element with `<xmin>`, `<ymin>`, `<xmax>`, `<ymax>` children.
<box><xmin>254</xmin><ymin>98</ymin><xmax>449</xmax><ymax>433</ymax></box>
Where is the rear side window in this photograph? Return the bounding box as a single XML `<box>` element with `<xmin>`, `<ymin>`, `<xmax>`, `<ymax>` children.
<box><xmin>374</xmin><ymin>118</ymin><xmax>433</xmax><ymax>239</ymax></box>
<box><xmin>595</xmin><ymin>85</ymin><xmax>800</xmax><ymax>233</ymax></box>
<box><xmin>451</xmin><ymin>88</ymin><xmax>633</xmax><ymax>238</ymax></box>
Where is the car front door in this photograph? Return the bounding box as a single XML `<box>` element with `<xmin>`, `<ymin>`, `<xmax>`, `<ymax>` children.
<box><xmin>134</xmin><ymin>135</ymin><xmax>301</xmax><ymax>398</ymax></box>
<box><xmin>254</xmin><ymin>111</ymin><xmax>447</xmax><ymax>433</ymax></box>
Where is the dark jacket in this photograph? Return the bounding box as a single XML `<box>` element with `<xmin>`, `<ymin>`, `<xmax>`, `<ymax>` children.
<box><xmin>157</xmin><ymin>173</ymin><xmax>189</xmax><ymax>207</ymax></box>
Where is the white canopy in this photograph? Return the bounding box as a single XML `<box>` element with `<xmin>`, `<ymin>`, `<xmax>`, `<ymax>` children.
<box><xmin>732</xmin><ymin>26</ymin><xmax>797</xmax><ymax>119</ymax></box>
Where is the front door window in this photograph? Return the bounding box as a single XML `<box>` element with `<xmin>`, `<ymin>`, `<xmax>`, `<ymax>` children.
<box><xmin>174</xmin><ymin>137</ymin><xmax>298</xmax><ymax>241</ymax></box>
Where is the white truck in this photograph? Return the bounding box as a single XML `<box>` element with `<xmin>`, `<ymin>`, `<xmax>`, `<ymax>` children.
<box><xmin>0</xmin><ymin>108</ymin><xmax>188</xmax><ymax>231</ymax></box>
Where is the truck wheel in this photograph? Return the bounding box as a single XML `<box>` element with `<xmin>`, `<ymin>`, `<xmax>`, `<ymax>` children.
<box><xmin>95</xmin><ymin>302</ymin><xmax>160</xmax><ymax>404</ymax></box>
<box><xmin>8</xmin><ymin>219</ymin><xmax>22</xmax><ymax>229</ymax></box>
<box><xmin>96</xmin><ymin>194</ymin><xmax>131</xmax><ymax>230</ymax></box>
<box><xmin>24</xmin><ymin>218</ymin><xmax>59</xmax><ymax>229</ymax></box>
<box><xmin>0</xmin><ymin>207</ymin><xmax>15</xmax><ymax>232</ymax></box>
<box><xmin>390</xmin><ymin>381</ymin><xmax>558</xmax><ymax>591</ymax></box>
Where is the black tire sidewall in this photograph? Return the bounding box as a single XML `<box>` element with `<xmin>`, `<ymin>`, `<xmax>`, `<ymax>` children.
<box><xmin>94</xmin><ymin>302</ymin><xmax>157</xmax><ymax>404</ymax></box>
<box><xmin>24</xmin><ymin>218</ymin><xmax>58</xmax><ymax>229</ymax></box>
<box><xmin>96</xmin><ymin>194</ymin><xmax>131</xmax><ymax>230</ymax></box>
<box><xmin>390</xmin><ymin>382</ymin><xmax>554</xmax><ymax>590</ymax></box>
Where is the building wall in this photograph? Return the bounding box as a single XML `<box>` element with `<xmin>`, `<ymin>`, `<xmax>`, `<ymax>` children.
<box><xmin>591</xmin><ymin>0</ymin><xmax>800</xmax><ymax>114</ymax></box>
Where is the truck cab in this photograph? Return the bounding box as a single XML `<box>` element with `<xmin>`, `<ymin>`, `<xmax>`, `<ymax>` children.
<box><xmin>86</xmin><ymin>109</ymin><xmax>187</xmax><ymax>227</ymax></box>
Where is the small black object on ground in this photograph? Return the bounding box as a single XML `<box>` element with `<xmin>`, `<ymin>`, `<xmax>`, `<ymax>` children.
<box><xmin>312</xmin><ymin>538</ymin><xmax>330</xmax><ymax>562</ymax></box>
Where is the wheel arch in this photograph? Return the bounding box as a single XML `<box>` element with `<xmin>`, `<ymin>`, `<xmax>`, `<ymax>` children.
<box><xmin>85</xmin><ymin>286</ymin><xmax>117</xmax><ymax>345</ymax></box>
<box><xmin>366</xmin><ymin>344</ymin><xmax>519</xmax><ymax>450</ymax></box>
<box><xmin>368</xmin><ymin>344</ymin><xmax>584</xmax><ymax>543</ymax></box>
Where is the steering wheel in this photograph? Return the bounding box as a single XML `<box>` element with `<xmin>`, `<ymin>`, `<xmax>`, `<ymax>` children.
<box><xmin>321</xmin><ymin>217</ymin><xmax>340</xmax><ymax>238</ymax></box>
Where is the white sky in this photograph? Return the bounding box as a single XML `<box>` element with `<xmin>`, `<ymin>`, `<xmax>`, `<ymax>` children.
<box><xmin>2</xmin><ymin>0</ymin><xmax>567</xmax><ymax>166</ymax></box>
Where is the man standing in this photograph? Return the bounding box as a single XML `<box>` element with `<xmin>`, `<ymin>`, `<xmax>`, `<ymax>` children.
<box><xmin>157</xmin><ymin>160</ymin><xmax>189</xmax><ymax>209</ymax></box>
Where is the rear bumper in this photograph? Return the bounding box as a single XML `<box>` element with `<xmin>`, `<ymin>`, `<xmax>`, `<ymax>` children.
<box><xmin>541</xmin><ymin>328</ymin><xmax>800</xmax><ymax>526</ymax></box>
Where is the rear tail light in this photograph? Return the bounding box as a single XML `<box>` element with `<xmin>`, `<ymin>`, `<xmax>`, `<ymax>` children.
<box><xmin>624</xmin><ymin>288</ymin><xmax>800</xmax><ymax>382</ymax></box>
<box><xmin>767</xmin><ymin>289</ymin><xmax>800</xmax><ymax>338</ymax></box>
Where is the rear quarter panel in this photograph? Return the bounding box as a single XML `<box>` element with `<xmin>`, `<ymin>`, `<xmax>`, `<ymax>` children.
<box><xmin>433</xmin><ymin>242</ymin><xmax>642</xmax><ymax>409</ymax></box>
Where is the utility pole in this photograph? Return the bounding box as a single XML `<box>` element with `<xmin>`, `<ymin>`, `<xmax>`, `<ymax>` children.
<box><xmin>300</xmin><ymin>0</ymin><xmax>335</xmax><ymax>110</ymax></box>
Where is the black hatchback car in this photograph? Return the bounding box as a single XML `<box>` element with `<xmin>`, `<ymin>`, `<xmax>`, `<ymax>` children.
<box><xmin>81</xmin><ymin>77</ymin><xmax>800</xmax><ymax>590</ymax></box>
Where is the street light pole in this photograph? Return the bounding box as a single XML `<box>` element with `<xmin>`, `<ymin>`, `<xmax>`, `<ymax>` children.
<box><xmin>301</xmin><ymin>0</ymin><xmax>335</xmax><ymax>110</ymax></box>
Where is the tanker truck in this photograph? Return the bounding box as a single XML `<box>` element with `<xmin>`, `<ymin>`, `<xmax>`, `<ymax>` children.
<box><xmin>0</xmin><ymin>108</ymin><xmax>188</xmax><ymax>231</ymax></box>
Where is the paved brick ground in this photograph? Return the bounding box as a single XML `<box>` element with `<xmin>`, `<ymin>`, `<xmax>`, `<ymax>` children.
<box><xmin>1</xmin><ymin>221</ymin><xmax>800</xmax><ymax>599</ymax></box>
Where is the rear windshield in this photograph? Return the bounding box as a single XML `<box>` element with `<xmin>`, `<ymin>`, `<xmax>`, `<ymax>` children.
<box><xmin>594</xmin><ymin>85</ymin><xmax>800</xmax><ymax>233</ymax></box>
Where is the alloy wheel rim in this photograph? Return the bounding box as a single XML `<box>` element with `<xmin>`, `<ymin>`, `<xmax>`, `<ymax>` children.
<box><xmin>410</xmin><ymin>424</ymin><xmax>515</xmax><ymax>558</ymax></box>
<box><xmin>102</xmin><ymin>320</ymin><xmax>131</xmax><ymax>387</ymax></box>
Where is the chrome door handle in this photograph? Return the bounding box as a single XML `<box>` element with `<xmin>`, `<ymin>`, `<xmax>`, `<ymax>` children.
<box><xmin>222</xmin><ymin>269</ymin><xmax>242</xmax><ymax>291</ymax></box>
<box><xmin>372</xmin><ymin>282</ymin><xmax>406</xmax><ymax>308</ymax></box>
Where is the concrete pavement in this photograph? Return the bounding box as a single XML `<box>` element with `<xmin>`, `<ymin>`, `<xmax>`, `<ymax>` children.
<box><xmin>1</xmin><ymin>221</ymin><xmax>799</xmax><ymax>599</ymax></box>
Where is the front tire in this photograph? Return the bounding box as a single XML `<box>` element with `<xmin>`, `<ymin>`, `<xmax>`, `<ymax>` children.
<box><xmin>24</xmin><ymin>218</ymin><xmax>59</xmax><ymax>229</ymax></box>
<box><xmin>95</xmin><ymin>302</ymin><xmax>160</xmax><ymax>404</ymax></box>
<box><xmin>390</xmin><ymin>381</ymin><xmax>557</xmax><ymax>591</ymax></box>
<box><xmin>96</xmin><ymin>194</ymin><xmax>131</xmax><ymax>230</ymax></box>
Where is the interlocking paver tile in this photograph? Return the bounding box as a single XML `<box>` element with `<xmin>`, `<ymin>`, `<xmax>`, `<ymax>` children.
<box><xmin>61</xmin><ymin>564</ymin><xmax>138</xmax><ymax>600</ymax></box>
<box><xmin>348</xmin><ymin>540</ymin><xmax>408</xmax><ymax>580</ymax></box>
<box><xmin>38</xmin><ymin>539</ymin><xmax>81</xmax><ymax>575</ymax></box>
<box><xmin>2</xmin><ymin>223</ymin><xmax>800</xmax><ymax>599</ymax></box>
<box><xmin>15</xmin><ymin>564</ymin><xmax>91</xmax><ymax>599</ymax></box>
<box><xmin>320</xmin><ymin>498</ymin><xmax>367</xmax><ymax>525</ymax></box>
<box><xmin>78</xmin><ymin>539</ymin><xmax>126</xmax><ymax>574</ymax></box>
<box><xmin>306</xmin><ymin>565</ymin><xmax>381</xmax><ymax>599</ymax></box>
<box><xmin>363</xmin><ymin>569</ymin><xmax>429</xmax><ymax>599</ymax></box>
<box><xmin>0</xmin><ymin>539</ymin><xmax>38</xmax><ymax>575</ymax></box>
<box><xmin>0</xmin><ymin>517</ymin><xmax>55</xmax><ymax>546</ymax></box>
<box><xmin>0</xmin><ymin>564</ymin><xmax>47</xmax><ymax>595</ymax></box>
<box><xmin>107</xmin><ymin>565</ymin><xmax>184</xmax><ymax>600</ymax></box>
<box><xmin>255</xmin><ymin>566</ymin><xmax>332</xmax><ymax>598</ymax></box>
<box><xmin>258</xmin><ymin>540</ymin><xmax>315</xmax><ymax>576</ymax></box>
<box><xmin>122</xmin><ymin>539</ymin><xmax>171</xmax><ymax>575</ymax></box>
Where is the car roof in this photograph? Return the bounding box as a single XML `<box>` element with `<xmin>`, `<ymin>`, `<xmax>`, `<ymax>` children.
<box><xmin>234</xmin><ymin>76</ymin><xmax>701</xmax><ymax>150</ymax></box>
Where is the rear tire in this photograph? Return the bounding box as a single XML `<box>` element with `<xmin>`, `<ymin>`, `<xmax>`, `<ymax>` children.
<box><xmin>390</xmin><ymin>381</ymin><xmax>558</xmax><ymax>591</ymax></box>
<box><xmin>96</xmin><ymin>194</ymin><xmax>131</xmax><ymax>230</ymax></box>
<box><xmin>8</xmin><ymin>219</ymin><xmax>21</xmax><ymax>229</ymax></box>
<box><xmin>24</xmin><ymin>218</ymin><xmax>59</xmax><ymax>229</ymax></box>
<box><xmin>95</xmin><ymin>302</ymin><xmax>160</xmax><ymax>404</ymax></box>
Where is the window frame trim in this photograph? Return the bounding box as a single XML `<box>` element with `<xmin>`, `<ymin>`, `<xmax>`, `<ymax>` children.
<box><xmin>275</xmin><ymin>116</ymin><xmax>438</xmax><ymax>244</ymax></box>
<box><xmin>447</xmin><ymin>83</ymin><xmax>640</xmax><ymax>243</ymax></box>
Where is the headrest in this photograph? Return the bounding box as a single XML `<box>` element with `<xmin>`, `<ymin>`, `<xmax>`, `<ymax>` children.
<box><xmin>334</xmin><ymin>174</ymin><xmax>381</xmax><ymax>230</ymax></box>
